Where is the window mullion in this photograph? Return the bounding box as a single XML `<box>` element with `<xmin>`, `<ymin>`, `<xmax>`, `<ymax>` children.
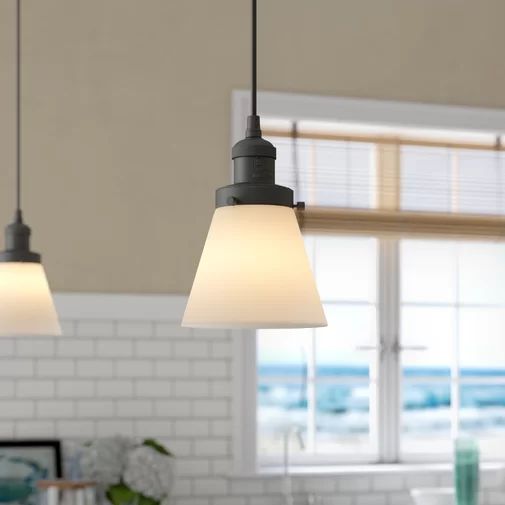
<box><xmin>378</xmin><ymin>238</ymin><xmax>401</xmax><ymax>462</ymax></box>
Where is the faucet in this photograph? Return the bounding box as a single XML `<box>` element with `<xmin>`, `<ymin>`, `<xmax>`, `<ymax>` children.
<box><xmin>282</xmin><ymin>426</ymin><xmax>305</xmax><ymax>505</ymax></box>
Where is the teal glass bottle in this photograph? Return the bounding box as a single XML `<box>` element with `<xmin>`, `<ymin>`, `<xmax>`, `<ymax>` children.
<box><xmin>454</xmin><ymin>437</ymin><xmax>479</xmax><ymax>505</ymax></box>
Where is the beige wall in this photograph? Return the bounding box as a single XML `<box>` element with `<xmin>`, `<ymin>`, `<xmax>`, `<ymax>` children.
<box><xmin>0</xmin><ymin>0</ymin><xmax>504</xmax><ymax>294</ymax></box>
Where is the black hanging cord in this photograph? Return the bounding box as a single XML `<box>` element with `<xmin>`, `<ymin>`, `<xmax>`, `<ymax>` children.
<box><xmin>291</xmin><ymin>121</ymin><xmax>299</xmax><ymax>200</ymax></box>
<box><xmin>251</xmin><ymin>0</ymin><xmax>257</xmax><ymax>117</ymax></box>
<box><xmin>15</xmin><ymin>0</ymin><xmax>21</xmax><ymax>216</ymax></box>
<box><xmin>246</xmin><ymin>0</ymin><xmax>261</xmax><ymax>137</ymax></box>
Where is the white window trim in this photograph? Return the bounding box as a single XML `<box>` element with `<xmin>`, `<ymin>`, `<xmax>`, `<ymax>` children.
<box><xmin>231</xmin><ymin>90</ymin><xmax>505</xmax><ymax>474</ymax></box>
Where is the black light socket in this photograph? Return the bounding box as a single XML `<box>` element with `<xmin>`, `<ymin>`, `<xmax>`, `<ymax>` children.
<box><xmin>216</xmin><ymin>115</ymin><xmax>295</xmax><ymax>208</ymax></box>
<box><xmin>0</xmin><ymin>210</ymin><xmax>41</xmax><ymax>263</ymax></box>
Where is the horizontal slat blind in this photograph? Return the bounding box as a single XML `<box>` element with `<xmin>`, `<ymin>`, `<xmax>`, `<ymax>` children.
<box><xmin>265</xmin><ymin>124</ymin><xmax>505</xmax><ymax>240</ymax></box>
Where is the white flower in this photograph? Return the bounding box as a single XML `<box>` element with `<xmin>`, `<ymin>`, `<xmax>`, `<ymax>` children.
<box><xmin>80</xmin><ymin>436</ymin><xmax>133</xmax><ymax>486</ymax></box>
<box><xmin>123</xmin><ymin>446</ymin><xmax>174</xmax><ymax>500</ymax></box>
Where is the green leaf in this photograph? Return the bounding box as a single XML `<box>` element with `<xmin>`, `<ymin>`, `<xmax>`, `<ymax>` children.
<box><xmin>106</xmin><ymin>484</ymin><xmax>137</xmax><ymax>505</ymax></box>
<box><xmin>142</xmin><ymin>438</ymin><xmax>173</xmax><ymax>457</ymax></box>
<box><xmin>137</xmin><ymin>494</ymin><xmax>160</xmax><ymax>505</ymax></box>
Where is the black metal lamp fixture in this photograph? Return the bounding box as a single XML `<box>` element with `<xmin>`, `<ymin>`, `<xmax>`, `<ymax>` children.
<box><xmin>0</xmin><ymin>0</ymin><xmax>60</xmax><ymax>336</ymax></box>
<box><xmin>182</xmin><ymin>0</ymin><xmax>326</xmax><ymax>329</ymax></box>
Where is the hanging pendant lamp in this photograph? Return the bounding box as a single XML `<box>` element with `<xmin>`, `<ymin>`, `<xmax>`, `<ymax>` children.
<box><xmin>182</xmin><ymin>0</ymin><xmax>326</xmax><ymax>329</ymax></box>
<box><xmin>0</xmin><ymin>0</ymin><xmax>61</xmax><ymax>337</ymax></box>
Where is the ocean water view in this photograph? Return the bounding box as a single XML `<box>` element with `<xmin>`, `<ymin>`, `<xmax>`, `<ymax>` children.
<box><xmin>257</xmin><ymin>364</ymin><xmax>505</xmax><ymax>455</ymax></box>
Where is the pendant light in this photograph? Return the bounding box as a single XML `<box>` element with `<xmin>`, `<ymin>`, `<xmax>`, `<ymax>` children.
<box><xmin>0</xmin><ymin>0</ymin><xmax>61</xmax><ymax>337</ymax></box>
<box><xmin>182</xmin><ymin>0</ymin><xmax>326</xmax><ymax>329</ymax></box>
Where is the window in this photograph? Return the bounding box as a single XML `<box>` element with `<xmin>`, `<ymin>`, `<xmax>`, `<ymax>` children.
<box><xmin>236</xmin><ymin>103</ymin><xmax>505</xmax><ymax>468</ymax></box>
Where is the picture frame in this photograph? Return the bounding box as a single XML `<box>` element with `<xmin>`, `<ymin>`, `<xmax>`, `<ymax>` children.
<box><xmin>0</xmin><ymin>440</ymin><xmax>62</xmax><ymax>505</ymax></box>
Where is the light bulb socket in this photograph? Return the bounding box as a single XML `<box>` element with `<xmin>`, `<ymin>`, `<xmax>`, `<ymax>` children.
<box><xmin>0</xmin><ymin>210</ymin><xmax>41</xmax><ymax>263</ymax></box>
<box><xmin>216</xmin><ymin>115</ymin><xmax>295</xmax><ymax>208</ymax></box>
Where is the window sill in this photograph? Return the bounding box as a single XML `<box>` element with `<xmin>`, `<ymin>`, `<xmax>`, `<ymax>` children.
<box><xmin>231</xmin><ymin>462</ymin><xmax>505</xmax><ymax>479</ymax></box>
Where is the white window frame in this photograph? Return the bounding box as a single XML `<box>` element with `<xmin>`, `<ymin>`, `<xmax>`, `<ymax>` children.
<box><xmin>231</xmin><ymin>91</ymin><xmax>505</xmax><ymax>473</ymax></box>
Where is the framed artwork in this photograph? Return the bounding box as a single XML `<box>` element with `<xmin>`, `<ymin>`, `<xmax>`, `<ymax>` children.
<box><xmin>0</xmin><ymin>440</ymin><xmax>62</xmax><ymax>505</ymax></box>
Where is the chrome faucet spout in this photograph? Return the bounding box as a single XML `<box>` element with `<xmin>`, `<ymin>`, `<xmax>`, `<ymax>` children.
<box><xmin>282</xmin><ymin>426</ymin><xmax>305</xmax><ymax>505</ymax></box>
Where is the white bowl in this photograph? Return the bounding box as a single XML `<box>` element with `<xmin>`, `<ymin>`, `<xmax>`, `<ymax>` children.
<box><xmin>410</xmin><ymin>488</ymin><xmax>455</xmax><ymax>505</ymax></box>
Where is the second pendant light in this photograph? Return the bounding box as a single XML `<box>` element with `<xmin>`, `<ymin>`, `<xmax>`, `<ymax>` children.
<box><xmin>0</xmin><ymin>0</ymin><xmax>60</xmax><ymax>337</ymax></box>
<box><xmin>182</xmin><ymin>0</ymin><xmax>326</xmax><ymax>329</ymax></box>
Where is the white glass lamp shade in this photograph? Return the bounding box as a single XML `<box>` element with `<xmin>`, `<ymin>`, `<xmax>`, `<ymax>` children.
<box><xmin>182</xmin><ymin>204</ymin><xmax>327</xmax><ymax>329</ymax></box>
<box><xmin>0</xmin><ymin>262</ymin><xmax>61</xmax><ymax>336</ymax></box>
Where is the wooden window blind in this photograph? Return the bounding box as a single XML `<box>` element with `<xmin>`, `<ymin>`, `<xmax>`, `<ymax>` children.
<box><xmin>264</xmin><ymin>124</ymin><xmax>505</xmax><ymax>240</ymax></box>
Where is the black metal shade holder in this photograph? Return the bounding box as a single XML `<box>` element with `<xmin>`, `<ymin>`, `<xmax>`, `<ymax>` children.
<box><xmin>0</xmin><ymin>0</ymin><xmax>41</xmax><ymax>265</ymax></box>
<box><xmin>215</xmin><ymin>0</ymin><xmax>303</xmax><ymax>211</ymax></box>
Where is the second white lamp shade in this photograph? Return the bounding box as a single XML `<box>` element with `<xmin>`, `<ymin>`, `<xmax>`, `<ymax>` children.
<box><xmin>0</xmin><ymin>262</ymin><xmax>61</xmax><ymax>336</ymax></box>
<box><xmin>182</xmin><ymin>204</ymin><xmax>327</xmax><ymax>329</ymax></box>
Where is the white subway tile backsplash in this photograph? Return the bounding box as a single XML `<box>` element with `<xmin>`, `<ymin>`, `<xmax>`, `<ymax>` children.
<box><xmin>116</xmin><ymin>321</ymin><xmax>153</xmax><ymax>338</ymax></box>
<box><xmin>175</xmin><ymin>420</ymin><xmax>210</xmax><ymax>437</ymax></box>
<box><xmin>0</xmin><ymin>421</ymin><xmax>14</xmax><ymax>436</ymax></box>
<box><xmin>355</xmin><ymin>493</ymin><xmax>387</xmax><ymax>505</ymax></box>
<box><xmin>37</xmin><ymin>400</ymin><xmax>74</xmax><ymax>418</ymax></box>
<box><xmin>303</xmin><ymin>477</ymin><xmax>336</xmax><ymax>493</ymax></box>
<box><xmin>97</xmin><ymin>340</ymin><xmax>133</xmax><ymax>357</ymax></box>
<box><xmin>214</xmin><ymin>498</ymin><xmax>246</xmax><ymax>505</ymax></box>
<box><xmin>192</xmin><ymin>329</ymin><xmax>228</xmax><ymax>339</ymax></box>
<box><xmin>210</xmin><ymin>420</ymin><xmax>231</xmax><ymax>437</ymax></box>
<box><xmin>77</xmin><ymin>360</ymin><xmax>115</xmax><ymax>378</ymax></box>
<box><xmin>116</xmin><ymin>360</ymin><xmax>153</xmax><ymax>377</ymax></box>
<box><xmin>96</xmin><ymin>379</ymin><xmax>133</xmax><ymax>397</ymax></box>
<box><xmin>193</xmin><ymin>400</ymin><xmax>228</xmax><ymax>418</ymax></box>
<box><xmin>194</xmin><ymin>439</ymin><xmax>228</xmax><ymax>457</ymax></box>
<box><xmin>210</xmin><ymin>341</ymin><xmax>232</xmax><ymax>359</ymax></box>
<box><xmin>135</xmin><ymin>380</ymin><xmax>172</xmax><ymax>398</ymax></box>
<box><xmin>210</xmin><ymin>380</ymin><xmax>232</xmax><ymax>398</ymax></box>
<box><xmin>16</xmin><ymin>339</ymin><xmax>55</xmax><ymax>357</ymax></box>
<box><xmin>135</xmin><ymin>420</ymin><xmax>172</xmax><ymax>437</ymax></box>
<box><xmin>57</xmin><ymin>380</ymin><xmax>95</xmax><ymax>398</ymax></box>
<box><xmin>177</xmin><ymin>459</ymin><xmax>210</xmax><ymax>477</ymax></box>
<box><xmin>0</xmin><ymin>359</ymin><xmax>34</xmax><ymax>377</ymax></box>
<box><xmin>57</xmin><ymin>420</ymin><xmax>95</xmax><ymax>438</ymax></box>
<box><xmin>57</xmin><ymin>339</ymin><xmax>95</xmax><ymax>357</ymax></box>
<box><xmin>0</xmin><ymin>380</ymin><xmax>15</xmax><ymax>397</ymax></box>
<box><xmin>193</xmin><ymin>478</ymin><xmax>228</xmax><ymax>496</ymax></box>
<box><xmin>155</xmin><ymin>360</ymin><xmax>191</xmax><ymax>377</ymax></box>
<box><xmin>16</xmin><ymin>420</ymin><xmax>55</xmax><ymax>437</ymax></box>
<box><xmin>388</xmin><ymin>491</ymin><xmax>411</xmax><ymax>505</ymax></box>
<box><xmin>175</xmin><ymin>380</ymin><xmax>210</xmax><ymax>398</ymax></box>
<box><xmin>339</xmin><ymin>477</ymin><xmax>370</xmax><ymax>493</ymax></box>
<box><xmin>76</xmin><ymin>321</ymin><xmax>115</xmax><ymax>337</ymax></box>
<box><xmin>0</xmin><ymin>340</ymin><xmax>15</xmax><ymax>357</ymax></box>
<box><xmin>38</xmin><ymin>359</ymin><xmax>75</xmax><ymax>377</ymax></box>
<box><xmin>0</xmin><ymin>400</ymin><xmax>34</xmax><ymax>418</ymax></box>
<box><xmin>177</xmin><ymin>499</ymin><xmax>208</xmax><ymax>505</ymax></box>
<box><xmin>175</xmin><ymin>341</ymin><xmax>209</xmax><ymax>358</ymax></box>
<box><xmin>191</xmin><ymin>360</ymin><xmax>228</xmax><ymax>378</ymax></box>
<box><xmin>155</xmin><ymin>399</ymin><xmax>192</xmax><ymax>418</ymax></box>
<box><xmin>405</xmin><ymin>473</ymin><xmax>439</xmax><ymax>488</ymax></box>
<box><xmin>154</xmin><ymin>323</ymin><xmax>192</xmax><ymax>339</ymax></box>
<box><xmin>16</xmin><ymin>380</ymin><xmax>55</xmax><ymax>398</ymax></box>
<box><xmin>96</xmin><ymin>420</ymin><xmax>134</xmax><ymax>437</ymax></box>
<box><xmin>116</xmin><ymin>399</ymin><xmax>153</xmax><ymax>417</ymax></box>
<box><xmin>169</xmin><ymin>439</ymin><xmax>193</xmax><ymax>457</ymax></box>
<box><xmin>136</xmin><ymin>341</ymin><xmax>172</xmax><ymax>357</ymax></box>
<box><xmin>229</xmin><ymin>480</ymin><xmax>264</xmax><ymax>495</ymax></box>
<box><xmin>173</xmin><ymin>478</ymin><xmax>193</xmax><ymax>497</ymax></box>
<box><xmin>210</xmin><ymin>458</ymin><xmax>232</xmax><ymax>476</ymax></box>
<box><xmin>373</xmin><ymin>475</ymin><xmax>404</xmax><ymax>491</ymax></box>
<box><xmin>77</xmin><ymin>400</ymin><xmax>115</xmax><ymax>418</ymax></box>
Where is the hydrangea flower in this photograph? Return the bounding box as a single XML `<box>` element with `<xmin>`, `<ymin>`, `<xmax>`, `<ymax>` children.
<box><xmin>80</xmin><ymin>436</ymin><xmax>133</xmax><ymax>486</ymax></box>
<box><xmin>123</xmin><ymin>446</ymin><xmax>174</xmax><ymax>501</ymax></box>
